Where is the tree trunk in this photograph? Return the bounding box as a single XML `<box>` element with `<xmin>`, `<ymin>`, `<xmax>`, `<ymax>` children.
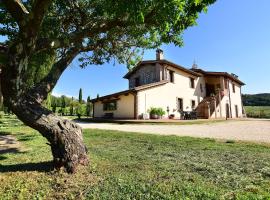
<box><xmin>1</xmin><ymin>45</ymin><xmax>88</xmax><ymax>173</ymax></box>
<box><xmin>4</xmin><ymin>93</ymin><xmax>89</xmax><ymax>173</ymax></box>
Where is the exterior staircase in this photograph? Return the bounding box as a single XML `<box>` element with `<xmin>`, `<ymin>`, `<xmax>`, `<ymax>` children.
<box><xmin>196</xmin><ymin>91</ymin><xmax>224</xmax><ymax>119</ymax></box>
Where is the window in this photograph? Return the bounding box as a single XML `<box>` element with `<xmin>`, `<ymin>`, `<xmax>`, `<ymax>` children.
<box><xmin>178</xmin><ymin>98</ymin><xmax>183</xmax><ymax>111</ymax></box>
<box><xmin>224</xmin><ymin>79</ymin><xmax>228</xmax><ymax>89</ymax></box>
<box><xmin>232</xmin><ymin>83</ymin><xmax>235</xmax><ymax>93</ymax></box>
<box><xmin>200</xmin><ymin>83</ymin><xmax>203</xmax><ymax>93</ymax></box>
<box><xmin>190</xmin><ymin>77</ymin><xmax>195</xmax><ymax>88</ymax></box>
<box><xmin>169</xmin><ymin>70</ymin><xmax>174</xmax><ymax>83</ymax></box>
<box><xmin>103</xmin><ymin>100</ymin><xmax>117</xmax><ymax>111</ymax></box>
<box><xmin>135</xmin><ymin>77</ymin><xmax>140</xmax><ymax>87</ymax></box>
<box><xmin>191</xmin><ymin>100</ymin><xmax>196</xmax><ymax>109</ymax></box>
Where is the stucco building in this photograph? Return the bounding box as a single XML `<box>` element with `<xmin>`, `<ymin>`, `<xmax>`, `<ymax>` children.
<box><xmin>91</xmin><ymin>49</ymin><xmax>245</xmax><ymax>119</ymax></box>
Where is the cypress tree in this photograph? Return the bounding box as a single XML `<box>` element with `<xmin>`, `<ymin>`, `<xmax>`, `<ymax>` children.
<box><xmin>79</xmin><ymin>88</ymin><xmax>83</xmax><ymax>104</ymax></box>
<box><xmin>86</xmin><ymin>96</ymin><xmax>91</xmax><ymax>117</ymax></box>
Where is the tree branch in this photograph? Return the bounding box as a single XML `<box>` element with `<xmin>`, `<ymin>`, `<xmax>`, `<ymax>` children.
<box><xmin>27</xmin><ymin>0</ymin><xmax>52</xmax><ymax>34</ymax></box>
<box><xmin>27</xmin><ymin>47</ymin><xmax>80</xmax><ymax>103</ymax></box>
<box><xmin>2</xmin><ymin>0</ymin><xmax>29</xmax><ymax>27</ymax></box>
<box><xmin>35</xmin><ymin>19</ymin><xmax>128</xmax><ymax>52</ymax></box>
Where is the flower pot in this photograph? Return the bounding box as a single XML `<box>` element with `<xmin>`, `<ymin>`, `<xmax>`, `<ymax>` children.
<box><xmin>169</xmin><ymin>114</ymin><xmax>175</xmax><ymax>119</ymax></box>
<box><xmin>150</xmin><ymin>114</ymin><xmax>159</xmax><ymax>119</ymax></box>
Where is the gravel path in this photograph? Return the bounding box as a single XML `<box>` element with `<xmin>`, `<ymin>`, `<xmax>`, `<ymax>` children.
<box><xmin>77</xmin><ymin>120</ymin><xmax>270</xmax><ymax>143</ymax></box>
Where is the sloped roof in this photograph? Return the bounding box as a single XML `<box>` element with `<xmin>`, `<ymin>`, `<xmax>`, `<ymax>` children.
<box><xmin>91</xmin><ymin>80</ymin><xmax>169</xmax><ymax>102</ymax></box>
<box><xmin>123</xmin><ymin>59</ymin><xmax>201</xmax><ymax>79</ymax></box>
<box><xmin>191</xmin><ymin>68</ymin><xmax>245</xmax><ymax>85</ymax></box>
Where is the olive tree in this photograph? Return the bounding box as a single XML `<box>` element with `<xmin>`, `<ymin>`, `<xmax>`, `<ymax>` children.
<box><xmin>0</xmin><ymin>0</ymin><xmax>215</xmax><ymax>173</ymax></box>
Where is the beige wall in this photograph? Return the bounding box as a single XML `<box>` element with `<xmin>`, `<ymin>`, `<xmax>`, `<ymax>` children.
<box><xmin>228</xmin><ymin>81</ymin><xmax>243</xmax><ymax>118</ymax></box>
<box><xmin>94</xmin><ymin>93</ymin><xmax>135</xmax><ymax>119</ymax></box>
<box><xmin>137</xmin><ymin>67</ymin><xmax>205</xmax><ymax>119</ymax></box>
<box><xmin>94</xmin><ymin>62</ymin><xmax>244</xmax><ymax>119</ymax></box>
<box><xmin>208</xmin><ymin>78</ymin><xmax>243</xmax><ymax>119</ymax></box>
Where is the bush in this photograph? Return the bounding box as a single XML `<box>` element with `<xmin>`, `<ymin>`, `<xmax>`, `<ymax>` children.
<box><xmin>148</xmin><ymin>107</ymin><xmax>165</xmax><ymax>117</ymax></box>
<box><xmin>76</xmin><ymin>104</ymin><xmax>85</xmax><ymax>119</ymax></box>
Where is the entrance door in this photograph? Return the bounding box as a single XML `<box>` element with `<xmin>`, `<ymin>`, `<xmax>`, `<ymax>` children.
<box><xmin>235</xmin><ymin>105</ymin><xmax>238</xmax><ymax>118</ymax></box>
<box><xmin>206</xmin><ymin>84</ymin><xmax>215</xmax><ymax>96</ymax></box>
<box><xmin>226</xmin><ymin>103</ymin><xmax>230</xmax><ymax>118</ymax></box>
<box><xmin>178</xmin><ymin>98</ymin><xmax>183</xmax><ymax>111</ymax></box>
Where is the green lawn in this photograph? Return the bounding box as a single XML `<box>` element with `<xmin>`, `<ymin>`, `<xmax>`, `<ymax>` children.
<box><xmin>1</xmin><ymin>115</ymin><xmax>270</xmax><ymax>199</ymax></box>
<box><xmin>244</xmin><ymin>106</ymin><xmax>270</xmax><ymax>118</ymax></box>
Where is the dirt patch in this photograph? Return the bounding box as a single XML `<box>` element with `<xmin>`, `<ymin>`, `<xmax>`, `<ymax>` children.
<box><xmin>0</xmin><ymin>135</ymin><xmax>24</xmax><ymax>154</ymax></box>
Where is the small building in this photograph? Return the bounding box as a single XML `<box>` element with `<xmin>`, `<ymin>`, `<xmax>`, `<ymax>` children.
<box><xmin>91</xmin><ymin>50</ymin><xmax>245</xmax><ymax>119</ymax></box>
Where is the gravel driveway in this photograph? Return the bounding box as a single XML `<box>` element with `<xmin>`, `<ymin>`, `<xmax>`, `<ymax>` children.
<box><xmin>77</xmin><ymin>119</ymin><xmax>270</xmax><ymax>143</ymax></box>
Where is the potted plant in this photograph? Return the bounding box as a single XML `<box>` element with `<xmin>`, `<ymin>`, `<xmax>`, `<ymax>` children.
<box><xmin>148</xmin><ymin>107</ymin><xmax>165</xmax><ymax>119</ymax></box>
<box><xmin>169</xmin><ymin>114</ymin><xmax>175</xmax><ymax>119</ymax></box>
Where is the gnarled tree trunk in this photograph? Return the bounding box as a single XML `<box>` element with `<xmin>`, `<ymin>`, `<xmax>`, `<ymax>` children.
<box><xmin>1</xmin><ymin>43</ymin><xmax>88</xmax><ymax>173</ymax></box>
<box><xmin>1</xmin><ymin>75</ymin><xmax>88</xmax><ymax>173</ymax></box>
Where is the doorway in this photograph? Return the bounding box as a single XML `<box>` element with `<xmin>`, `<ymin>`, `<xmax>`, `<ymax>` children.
<box><xmin>235</xmin><ymin>105</ymin><xmax>238</xmax><ymax>118</ymax></box>
<box><xmin>226</xmin><ymin>103</ymin><xmax>230</xmax><ymax>118</ymax></box>
<box><xmin>178</xmin><ymin>98</ymin><xmax>183</xmax><ymax>111</ymax></box>
<box><xmin>206</xmin><ymin>84</ymin><xmax>215</xmax><ymax>96</ymax></box>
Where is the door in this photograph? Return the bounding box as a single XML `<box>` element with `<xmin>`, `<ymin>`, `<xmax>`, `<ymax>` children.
<box><xmin>206</xmin><ymin>84</ymin><xmax>215</xmax><ymax>96</ymax></box>
<box><xmin>226</xmin><ymin>103</ymin><xmax>230</xmax><ymax>118</ymax></box>
<box><xmin>235</xmin><ymin>105</ymin><xmax>238</xmax><ymax>118</ymax></box>
<box><xmin>178</xmin><ymin>98</ymin><xmax>183</xmax><ymax>111</ymax></box>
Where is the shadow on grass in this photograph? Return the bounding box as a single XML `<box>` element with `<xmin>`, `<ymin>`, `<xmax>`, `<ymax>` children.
<box><xmin>0</xmin><ymin>131</ymin><xmax>12</xmax><ymax>136</ymax></box>
<box><xmin>0</xmin><ymin>161</ymin><xmax>54</xmax><ymax>173</ymax></box>
<box><xmin>17</xmin><ymin>134</ymin><xmax>36</xmax><ymax>141</ymax></box>
<box><xmin>0</xmin><ymin>148</ymin><xmax>21</xmax><ymax>154</ymax></box>
<box><xmin>0</xmin><ymin>155</ymin><xmax>7</xmax><ymax>161</ymax></box>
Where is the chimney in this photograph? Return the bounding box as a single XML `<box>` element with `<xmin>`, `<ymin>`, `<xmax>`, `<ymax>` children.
<box><xmin>156</xmin><ymin>49</ymin><xmax>164</xmax><ymax>60</ymax></box>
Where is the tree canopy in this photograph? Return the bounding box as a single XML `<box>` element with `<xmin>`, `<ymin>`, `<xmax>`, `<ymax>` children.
<box><xmin>0</xmin><ymin>0</ymin><xmax>216</xmax><ymax>173</ymax></box>
<box><xmin>1</xmin><ymin>0</ymin><xmax>216</xmax><ymax>71</ymax></box>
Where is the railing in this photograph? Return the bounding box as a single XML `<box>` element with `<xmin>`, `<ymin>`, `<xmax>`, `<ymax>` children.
<box><xmin>196</xmin><ymin>90</ymin><xmax>224</xmax><ymax>119</ymax></box>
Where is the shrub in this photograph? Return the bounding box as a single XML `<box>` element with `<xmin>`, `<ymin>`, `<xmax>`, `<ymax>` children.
<box><xmin>148</xmin><ymin>107</ymin><xmax>165</xmax><ymax>117</ymax></box>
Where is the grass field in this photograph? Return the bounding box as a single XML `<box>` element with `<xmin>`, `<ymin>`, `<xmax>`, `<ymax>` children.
<box><xmin>1</xmin><ymin>115</ymin><xmax>270</xmax><ymax>199</ymax></box>
<box><xmin>244</xmin><ymin>106</ymin><xmax>270</xmax><ymax>118</ymax></box>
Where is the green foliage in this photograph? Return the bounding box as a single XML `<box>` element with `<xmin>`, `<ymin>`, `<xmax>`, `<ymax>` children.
<box><xmin>2</xmin><ymin>118</ymin><xmax>270</xmax><ymax>199</ymax></box>
<box><xmin>69</xmin><ymin>97</ymin><xmax>74</xmax><ymax>116</ymax></box>
<box><xmin>76</xmin><ymin>104</ymin><xmax>85</xmax><ymax>119</ymax></box>
<box><xmin>52</xmin><ymin>103</ymin><xmax>57</xmax><ymax>113</ymax></box>
<box><xmin>44</xmin><ymin>93</ymin><xmax>52</xmax><ymax>109</ymax></box>
<box><xmin>148</xmin><ymin>107</ymin><xmax>166</xmax><ymax>116</ymax></box>
<box><xmin>1</xmin><ymin>0</ymin><xmax>216</xmax><ymax>69</ymax></box>
<box><xmin>22</xmin><ymin>50</ymin><xmax>57</xmax><ymax>90</ymax></box>
<box><xmin>244</xmin><ymin>106</ymin><xmax>270</xmax><ymax>119</ymax></box>
<box><xmin>61</xmin><ymin>96</ymin><xmax>66</xmax><ymax>109</ymax></box>
<box><xmin>79</xmin><ymin>88</ymin><xmax>83</xmax><ymax>104</ymax></box>
<box><xmin>242</xmin><ymin>93</ymin><xmax>270</xmax><ymax>106</ymax></box>
<box><xmin>86</xmin><ymin>96</ymin><xmax>92</xmax><ymax>117</ymax></box>
<box><xmin>51</xmin><ymin>95</ymin><xmax>78</xmax><ymax>108</ymax></box>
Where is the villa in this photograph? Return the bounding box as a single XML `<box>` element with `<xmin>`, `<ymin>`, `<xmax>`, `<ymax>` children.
<box><xmin>91</xmin><ymin>49</ymin><xmax>245</xmax><ymax>119</ymax></box>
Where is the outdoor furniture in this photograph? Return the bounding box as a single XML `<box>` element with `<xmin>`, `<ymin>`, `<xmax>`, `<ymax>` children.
<box><xmin>182</xmin><ymin>111</ymin><xmax>197</xmax><ymax>120</ymax></box>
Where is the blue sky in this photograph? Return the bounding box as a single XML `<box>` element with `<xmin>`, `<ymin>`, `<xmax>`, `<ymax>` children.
<box><xmin>2</xmin><ymin>0</ymin><xmax>270</xmax><ymax>100</ymax></box>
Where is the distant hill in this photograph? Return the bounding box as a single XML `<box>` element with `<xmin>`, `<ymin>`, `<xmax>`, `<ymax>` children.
<box><xmin>242</xmin><ymin>93</ymin><xmax>270</xmax><ymax>106</ymax></box>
